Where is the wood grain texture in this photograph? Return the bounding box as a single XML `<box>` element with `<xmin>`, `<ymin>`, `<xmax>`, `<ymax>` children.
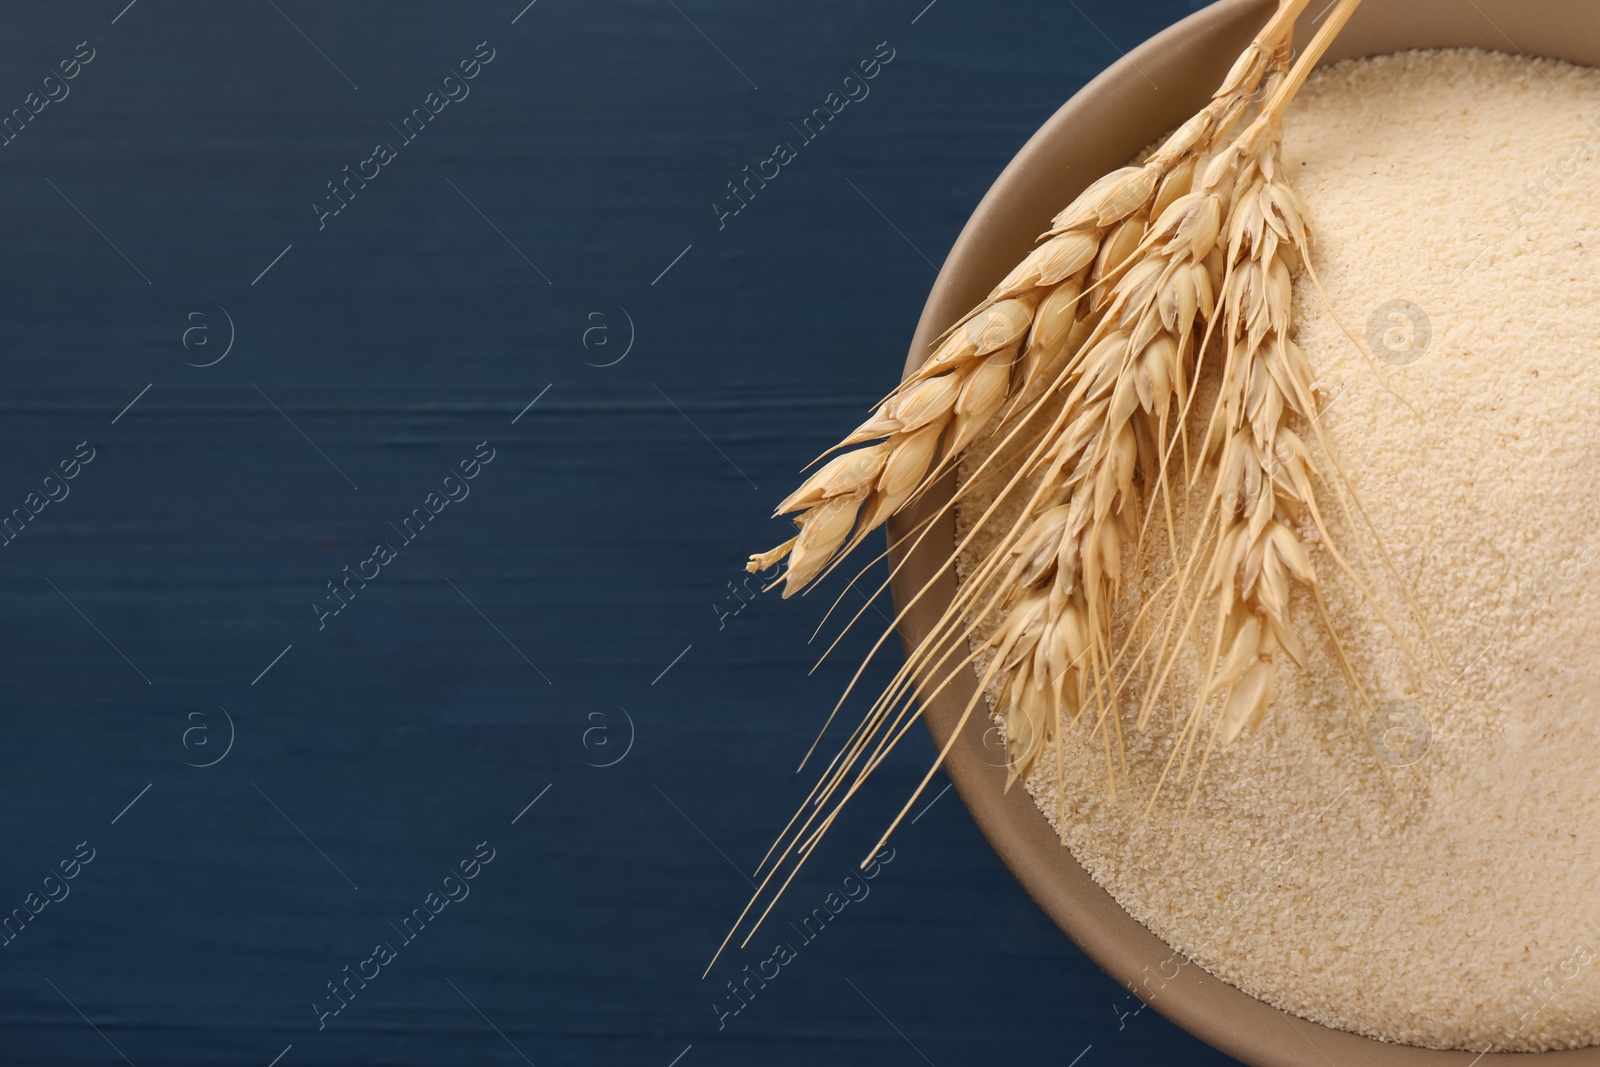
<box><xmin>0</xmin><ymin>1</ymin><xmax>1240</xmax><ymax>1063</ymax></box>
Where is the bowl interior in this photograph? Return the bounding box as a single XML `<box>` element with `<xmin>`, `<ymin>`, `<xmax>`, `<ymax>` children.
<box><xmin>887</xmin><ymin>1</ymin><xmax>1600</xmax><ymax>1063</ymax></box>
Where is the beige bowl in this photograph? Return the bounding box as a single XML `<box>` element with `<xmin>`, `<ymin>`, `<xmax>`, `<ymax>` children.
<box><xmin>886</xmin><ymin>1</ymin><xmax>1600</xmax><ymax>1063</ymax></box>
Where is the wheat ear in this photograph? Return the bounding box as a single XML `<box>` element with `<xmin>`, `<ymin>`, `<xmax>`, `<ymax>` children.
<box><xmin>1135</xmin><ymin>0</ymin><xmax>1380</xmax><ymax>812</ymax></box>
<box><xmin>746</xmin><ymin>0</ymin><xmax>1311</xmax><ymax>598</ymax></box>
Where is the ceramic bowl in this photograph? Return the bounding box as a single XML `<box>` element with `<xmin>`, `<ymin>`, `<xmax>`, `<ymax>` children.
<box><xmin>887</xmin><ymin>1</ymin><xmax>1600</xmax><ymax>1062</ymax></box>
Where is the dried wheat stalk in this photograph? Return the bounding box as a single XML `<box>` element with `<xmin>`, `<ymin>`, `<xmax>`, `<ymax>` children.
<box><xmin>713</xmin><ymin>0</ymin><xmax>1390</xmax><ymax>971</ymax></box>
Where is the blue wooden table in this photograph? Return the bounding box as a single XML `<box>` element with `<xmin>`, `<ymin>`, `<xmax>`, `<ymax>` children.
<box><xmin>0</xmin><ymin>1</ymin><xmax>1242</xmax><ymax>1062</ymax></box>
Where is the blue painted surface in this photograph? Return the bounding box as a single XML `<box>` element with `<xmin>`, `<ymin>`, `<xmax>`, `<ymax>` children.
<box><xmin>0</xmin><ymin>1</ymin><xmax>1243</xmax><ymax>1063</ymax></box>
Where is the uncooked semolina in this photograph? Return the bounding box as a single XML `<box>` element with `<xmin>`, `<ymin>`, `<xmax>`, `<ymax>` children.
<box><xmin>956</xmin><ymin>49</ymin><xmax>1600</xmax><ymax>1052</ymax></box>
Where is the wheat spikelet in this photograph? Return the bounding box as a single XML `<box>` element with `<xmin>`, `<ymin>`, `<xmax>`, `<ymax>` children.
<box><xmin>747</xmin><ymin>11</ymin><xmax>1299</xmax><ymax>600</ymax></box>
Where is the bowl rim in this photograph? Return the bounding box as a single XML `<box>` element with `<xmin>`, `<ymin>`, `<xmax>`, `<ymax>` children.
<box><xmin>886</xmin><ymin>1</ymin><xmax>1600</xmax><ymax>1062</ymax></box>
